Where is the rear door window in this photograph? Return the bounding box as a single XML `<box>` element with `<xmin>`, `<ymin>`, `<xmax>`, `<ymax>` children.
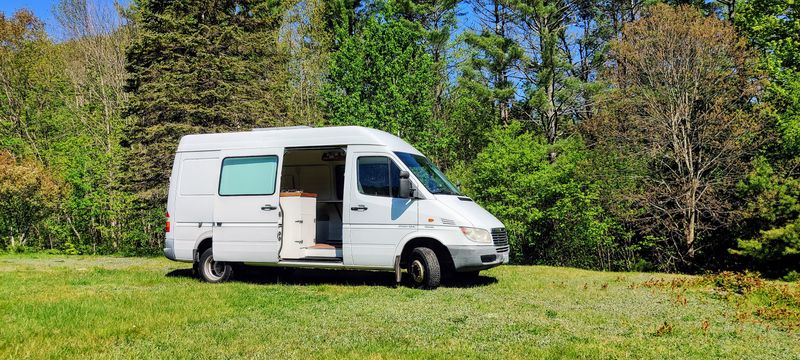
<box><xmin>218</xmin><ymin>156</ymin><xmax>279</xmax><ymax>196</ymax></box>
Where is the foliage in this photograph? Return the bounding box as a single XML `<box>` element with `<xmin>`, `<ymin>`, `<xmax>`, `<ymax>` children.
<box><xmin>589</xmin><ymin>4</ymin><xmax>763</xmax><ymax>269</ymax></box>
<box><xmin>0</xmin><ymin>0</ymin><xmax>798</xmax><ymax>279</ymax></box>
<box><xmin>450</xmin><ymin>123</ymin><xmax>622</xmax><ymax>268</ymax></box>
<box><xmin>0</xmin><ymin>152</ymin><xmax>63</xmax><ymax>250</ymax></box>
<box><xmin>322</xmin><ymin>17</ymin><xmax>440</xmax><ymax>156</ymax></box>
<box><xmin>730</xmin><ymin>0</ymin><xmax>800</xmax><ymax>276</ymax></box>
<box><xmin>123</xmin><ymin>0</ymin><xmax>291</xmax><ymax>208</ymax></box>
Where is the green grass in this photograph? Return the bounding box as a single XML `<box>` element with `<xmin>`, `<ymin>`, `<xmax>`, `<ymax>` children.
<box><xmin>1</xmin><ymin>254</ymin><xmax>798</xmax><ymax>359</ymax></box>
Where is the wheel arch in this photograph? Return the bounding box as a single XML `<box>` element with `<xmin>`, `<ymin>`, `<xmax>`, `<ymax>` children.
<box><xmin>397</xmin><ymin>236</ymin><xmax>454</xmax><ymax>273</ymax></box>
<box><xmin>194</xmin><ymin>236</ymin><xmax>213</xmax><ymax>262</ymax></box>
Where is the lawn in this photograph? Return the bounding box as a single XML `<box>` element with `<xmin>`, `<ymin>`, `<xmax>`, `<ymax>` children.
<box><xmin>0</xmin><ymin>254</ymin><xmax>798</xmax><ymax>359</ymax></box>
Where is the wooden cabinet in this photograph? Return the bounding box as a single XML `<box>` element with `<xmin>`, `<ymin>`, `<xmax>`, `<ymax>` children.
<box><xmin>279</xmin><ymin>192</ymin><xmax>317</xmax><ymax>259</ymax></box>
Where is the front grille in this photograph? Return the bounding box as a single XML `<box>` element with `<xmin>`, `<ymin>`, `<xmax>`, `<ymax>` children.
<box><xmin>491</xmin><ymin>228</ymin><xmax>509</xmax><ymax>253</ymax></box>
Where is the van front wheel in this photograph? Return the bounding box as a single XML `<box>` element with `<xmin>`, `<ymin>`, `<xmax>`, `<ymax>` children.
<box><xmin>407</xmin><ymin>247</ymin><xmax>441</xmax><ymax>289</ymax></box>
<box><xmin>199</xmin><ymin>248</ymin><xmax>233</xmax><ymax>283</ymax></box>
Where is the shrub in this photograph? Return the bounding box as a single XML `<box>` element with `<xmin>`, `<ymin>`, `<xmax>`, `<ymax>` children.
<box><xmin>0</xmin><ymin>152</ymin><xmax>63</xmax><ymax>249</ymax></box>
<box><xmin>449</xmin><ymin>123</ymin><xmax>621</xmax><ymax>269</ymax></box>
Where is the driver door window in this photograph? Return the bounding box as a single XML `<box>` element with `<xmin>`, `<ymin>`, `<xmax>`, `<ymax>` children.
<box><xmin>357</xmin><ymin>156</ymin><xmax>401</xmax><ymax>197</ymax></box>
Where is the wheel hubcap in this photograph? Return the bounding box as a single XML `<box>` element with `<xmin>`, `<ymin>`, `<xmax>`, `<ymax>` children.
<box><xmin>410</xmin><ymin>259</ymin><xmax>425</xmax><ymax>283</ymax></box>
<box><xmin>204</xmin><ymin>255</ymin><xmax>223</xmax><ymax>281</ymax></box>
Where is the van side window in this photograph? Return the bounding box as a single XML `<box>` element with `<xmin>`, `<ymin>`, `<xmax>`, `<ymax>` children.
<box><xmin>357</xmin><ymin>156</ymin><xmax>401</xmax><ymax>197</ymax></box>
<box><xmin>219</xmin><ymin>156</ymin><xmax>278</xmax><ymax>196</ymax></box>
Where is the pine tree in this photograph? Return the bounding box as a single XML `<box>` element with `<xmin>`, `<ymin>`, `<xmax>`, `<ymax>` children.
<box><xmin>122</xmin><ymin>0</ymin><xmax>289</xmax><ymax>207</ymax></box>
<box><xmin>462</xmin><ymin>0</ymin><xmax>522</xmax><ymax>125</ymax></box>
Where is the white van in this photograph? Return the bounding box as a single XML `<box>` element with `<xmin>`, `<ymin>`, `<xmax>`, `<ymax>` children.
<box><xmin>164</xmin><ymin>126</ymin><xmax>509</xmax><ymax>288</ymax></box>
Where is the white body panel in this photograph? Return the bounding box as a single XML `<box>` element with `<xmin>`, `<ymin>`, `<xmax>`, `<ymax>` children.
<box><xmin>170</xmin><ymin>151</ymin><xmax>219</xmax><ymax>261</ymax></box>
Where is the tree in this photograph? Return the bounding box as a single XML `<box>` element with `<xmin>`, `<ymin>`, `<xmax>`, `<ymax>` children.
<box><xmin>123</xmin><ymin>0</ymin><xmax>290</xmax><ymax>209</ymax></box>
<box><xmin>449</xmin><ymin>122</ymin><xmax>619</xmax><ymax>268</ymax></box>
<box><xmin>511</xmin><ymin>0</ymin><xmax>576</xmax><ymax>146</ymax></box>
<box><xmin>731</xmin><ymin>0</ymin><xmax>800</xmax><ymax>276</ymax></box>
<box><xmin>735</xmin><ymin>0</ymin><xmax>800</xmax><ymax>158</ymax></box>
<box><xmin>0</xmin><ymin>151</ymin><xmax>62</xmax><ymax>249</ymax></box>
<box><xmin>732</xmin><ymin>158</ymin><xmax>800</xmax><ymax>276</ymax></box>
<box><xmin>0</xmin><ymin>10</ymin><xmax>65</xmax><ymax>162</ymax></box>
<box><xmin>279</xmin><ymin>0</ymin><xmax>332</xmax><ymax>125</ymax></box>
<box><xmin>322</xmin><ymin>18</ymin><xmax>437</xmax><ymax>154</ymax></box>
<box><xmin>322</xmin><ymin>0</ymin><xmax>365</xmax><ymax>47</ymax></box>
<box><xmin>388</xmin><ymin>0</ymin><xmax>458</xmax><ymax>123</ymax></box>
<box><xmin>462</xmin><ymin>0</ymin><xmax>522</xmax><ymax>125</ymax></box>
<box><xmin>52</xmin><ymin>0</ymin><xmax>133</xmax><ymax>251</ymax></box>
<box><xmin>590</xmin><ymin>5</ymin><xmax>763</xmax><ymax>267</ymax></box>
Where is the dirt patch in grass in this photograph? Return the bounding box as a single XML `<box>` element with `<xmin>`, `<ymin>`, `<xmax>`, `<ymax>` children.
<box><xmin>639</xmin><ymin>271</ymin><xmax>800</xmax><ymax>331</ymax></box>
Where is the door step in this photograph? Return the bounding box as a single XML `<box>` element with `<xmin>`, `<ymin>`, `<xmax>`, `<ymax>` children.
<box><xmin>304</xmin><ymin>244</ymin><xmax>343</xmax><ymax>258</ymax></box>
<box><xmin>281</xmin><ymin>257</ymin><xmax>343</xmax><ymax>263</ymax></box>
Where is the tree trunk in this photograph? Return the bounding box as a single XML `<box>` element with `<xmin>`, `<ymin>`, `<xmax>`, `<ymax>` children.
<box><xmin>685</xmin><ymin>179</ymin><xmax>698</xmax><ymax>259</ymax></box>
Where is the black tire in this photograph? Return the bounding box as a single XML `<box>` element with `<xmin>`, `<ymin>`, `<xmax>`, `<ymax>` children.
<box><xmin>198</xmin><ymin>248</ymin><xmax>233</xmax><ymax>283</ymax></box>
<box><xmin>407</xmin><ymin>247</ymin><xmax>441</xmax><ymax>289</ymax></box>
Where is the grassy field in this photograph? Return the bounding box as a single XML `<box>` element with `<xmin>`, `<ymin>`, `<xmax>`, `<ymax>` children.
<box><xmin>1</xmin><ymin>254</ymin><xmax>798</xmax><ymax>359</ymax></box>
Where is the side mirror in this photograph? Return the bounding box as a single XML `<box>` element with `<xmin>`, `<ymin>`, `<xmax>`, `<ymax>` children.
<box><xmin>399</xmin><ymin>170</ymin><xmax>413</xmax><ymax>199</ymax></box>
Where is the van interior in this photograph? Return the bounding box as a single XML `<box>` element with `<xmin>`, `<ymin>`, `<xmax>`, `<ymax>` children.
<box><xmin>279</xmin><ymin>147</ymin><xmax>346</xmax><ymax>261</ymax></box>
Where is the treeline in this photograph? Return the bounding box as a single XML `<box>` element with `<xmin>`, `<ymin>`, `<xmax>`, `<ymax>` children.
<box><xmin>0</xmin><ymin>0</ymin><xmax>798</xmax><ymax>277</ymax></box>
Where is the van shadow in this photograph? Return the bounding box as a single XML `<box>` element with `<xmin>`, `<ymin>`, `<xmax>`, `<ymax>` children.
<box><xmin>165</xmin><ymin>266</ymin><xmax>497</xmax><ymax>288</ymax></box>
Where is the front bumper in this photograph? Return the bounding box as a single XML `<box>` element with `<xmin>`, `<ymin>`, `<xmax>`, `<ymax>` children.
<box><xmin>448</xmin><ymin>245</ymin><xmax>509</xmax><ymax>272</ymax></box>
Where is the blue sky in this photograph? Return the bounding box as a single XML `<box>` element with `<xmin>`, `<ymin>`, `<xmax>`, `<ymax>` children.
<box><xmin>3</xmin><ymin>0</ymin><xmax>481</xmax><ymax>39</ymax></box>
<box><xmin>1</xmin><ymin>0</ymin><xmax>60</xmax><ymax>35</ymax></box>
<box><xmin>1</xmin><ymin>0</ymin><xmax>128</xmax><ymax>39</ymax></box>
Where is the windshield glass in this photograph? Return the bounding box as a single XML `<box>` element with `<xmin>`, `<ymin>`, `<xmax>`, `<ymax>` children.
<box><xmin>395</xmin><ymin>152</ymin><xmax>462</xmax><ymax>195</ymax></box>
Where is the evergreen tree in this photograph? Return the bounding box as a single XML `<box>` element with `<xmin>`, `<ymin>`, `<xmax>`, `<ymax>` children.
<box><xmin>387</xmin><ymin>0</ymin><xmax>458</xmax><ymax>134</ymax></box>
<box><xmin>123</xmin><ymin>0</ymin><xmax>289</xmax><ymax>207</ymax></box>
<box><xmin>462</xmin><ymin>0</ymin><xmax>523</xmax><ymax>125</ymax></box>
<box><xmin>321</xmin><ymin>17</ymin><xmax>436</xmax><ymax>155</ymax></box>
<box><xmin>731</xmin><ymin>0</ymin><xmax>800</xmax><ymax>276</ymax></box>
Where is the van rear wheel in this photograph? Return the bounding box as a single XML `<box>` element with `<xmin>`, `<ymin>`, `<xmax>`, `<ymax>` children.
<box><xmin>199</xmin><ymin>248</ymin><xmax>233</xmax><ymax>283</ymax></box>
<box><xmin>407</xmin><ymin>247</ymin><xmax>441</xmax><ymax>289</ymax></box>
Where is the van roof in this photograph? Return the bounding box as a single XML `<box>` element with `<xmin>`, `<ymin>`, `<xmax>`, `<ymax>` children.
<box><xmin>177</xmin><ymin>126</ymin><xmax>422</xmax><ymax>154</ymax></box>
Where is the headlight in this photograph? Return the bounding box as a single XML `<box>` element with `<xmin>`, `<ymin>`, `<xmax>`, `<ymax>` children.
<box><xmin>460</xmin><ymin>227</ymin><xmax>492</xmax><ymax>244</ymax></box>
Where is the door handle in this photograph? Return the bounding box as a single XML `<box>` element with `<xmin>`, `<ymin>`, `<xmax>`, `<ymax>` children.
<box><xmin>261</xmin><ymin>204</ymin><xmax>277</xmax><ymax>211</ymax></box>
<box><xmin>350</xmin><ymin>204</ymin><xmax>368</xmax><ymax>211</ymax></box>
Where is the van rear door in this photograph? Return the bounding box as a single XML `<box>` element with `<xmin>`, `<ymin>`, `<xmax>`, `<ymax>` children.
<box><xmin>213</xmin><ymin>148</ymin><xmax>283</xmax><ymax>262</ymax></box>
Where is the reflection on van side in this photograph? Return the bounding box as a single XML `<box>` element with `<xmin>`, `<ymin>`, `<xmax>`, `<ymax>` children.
<box><xmin>164</xmin><ymin>126</ymin><xmax>508</xmax><ymax>289</ymax></box>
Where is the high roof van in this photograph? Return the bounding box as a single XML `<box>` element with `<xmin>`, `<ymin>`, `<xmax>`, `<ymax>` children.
<box><xmin>164</xmin><ymin>126</ymin><xmax>509</xmax><ymax>288</ymax></box>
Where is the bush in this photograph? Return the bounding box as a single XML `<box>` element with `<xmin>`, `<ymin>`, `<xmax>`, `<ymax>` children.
<box><xmin>733</xmin><ymin>158</ymin><xmax>800</xmax><ymax>277</ymax></box>
<box><xmin>0</xmin><ymin>152</ymin><xmax>63</xmax><ymax>249</ymax></box>
<box><xmin>449</xmin><ymin>123</ymin><xmax>623</xmax><ymax>269</ymax></box>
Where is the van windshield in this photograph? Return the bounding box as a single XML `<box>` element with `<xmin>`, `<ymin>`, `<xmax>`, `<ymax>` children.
<box><xmin>394</xmin><ymin>152</ymin><xmax>462</xmax><ymax>195</ymax></box>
